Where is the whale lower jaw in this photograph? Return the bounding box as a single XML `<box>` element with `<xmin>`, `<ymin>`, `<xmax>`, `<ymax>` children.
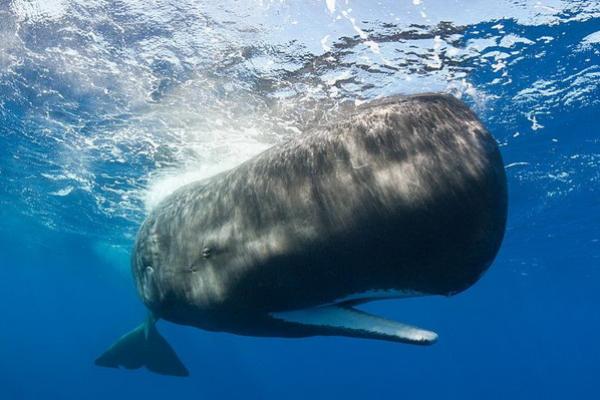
<box><xmin>326</xmin><ymin>288</ymin><xmax>425</xmax><ymax>305</ymax></box>
<box><xmin>270</xmin><ymin>304</ymin><xmax>438</xmax><ymax>345</ymax></box>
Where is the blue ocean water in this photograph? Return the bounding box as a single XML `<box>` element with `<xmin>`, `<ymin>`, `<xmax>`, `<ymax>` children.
<box><xmin>1</xmin><ymin>1</ymin><xmax>599</xmax><ymax>399</ymax></box>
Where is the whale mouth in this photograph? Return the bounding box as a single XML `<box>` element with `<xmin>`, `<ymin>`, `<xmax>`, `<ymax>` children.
<box><xmin>270</xmin><ymin>304</ymin><xmax>438</xmax><ymax>345</ymax></box>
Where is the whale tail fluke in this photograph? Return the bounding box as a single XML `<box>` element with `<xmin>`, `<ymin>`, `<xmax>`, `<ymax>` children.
<box><xmin>95</xmin><ymin>315</ymin><xmax>189</xmax><ymax>377</ymax></box>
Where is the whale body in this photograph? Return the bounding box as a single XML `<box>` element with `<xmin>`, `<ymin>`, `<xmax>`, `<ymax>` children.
<box><xmin>96</xmin><ymin>93</ymin><xmax>508</xmax><ymax>376</ymax></box>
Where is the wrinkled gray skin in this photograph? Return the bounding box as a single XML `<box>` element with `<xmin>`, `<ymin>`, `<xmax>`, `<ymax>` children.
<box><xmin>133</xmin><ymin>93</ymin><xmax>507</xmax><ymax>338</ymax></box>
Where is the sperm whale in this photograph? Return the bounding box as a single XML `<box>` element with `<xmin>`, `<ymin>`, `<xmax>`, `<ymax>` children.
<box><xmin>96</xmin><ymin>93</ymin><xmax>508</xmax><ymax>376</ymax></box>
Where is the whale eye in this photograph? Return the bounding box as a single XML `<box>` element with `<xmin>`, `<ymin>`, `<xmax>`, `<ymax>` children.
<box><xmin>202</xmin><ymin>247</ymin><xmax>212</xmax><ymax>259</ymax></box>
<box><xmin>145</xmin><ymin>266</ymin><xmax>154</xmax><ymax>274</ymax></box>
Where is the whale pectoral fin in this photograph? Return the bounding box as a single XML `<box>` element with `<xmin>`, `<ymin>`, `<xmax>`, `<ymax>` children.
<box><xmin>95</xmin><ymin>316</ymin><xmax>189</xmax><ymax>377</ymax></box>
<box><xmin>271</xmin><ymin>305</ymin><xmax>438</xmax><ymax>345</ymax></box>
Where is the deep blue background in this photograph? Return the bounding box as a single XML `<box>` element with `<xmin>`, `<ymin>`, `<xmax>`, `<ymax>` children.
<box><xmin>2</xmin><ymin>188</ymin><xmax>599</xmax><ymax>399</ymax></box>
<box><xmin>1</xmin><ymin>2</ymin><xmax>599</xmax><ymax>399</ymax></box>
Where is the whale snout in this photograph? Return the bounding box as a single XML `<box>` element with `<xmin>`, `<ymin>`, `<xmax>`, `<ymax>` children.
<box><xmin>131</xmin><ymin>220</ymin><xmax>165</xmax><ymax>307</ymax></box>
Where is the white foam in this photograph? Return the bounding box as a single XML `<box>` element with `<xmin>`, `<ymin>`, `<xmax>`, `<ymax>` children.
<box><xmin>10</xmin><ymin>0</ymin><xmax>68</xmax><ymax>22</ymax></box>
<box><xmin>143</xmin><ymin>140</ymin><xmax>270</xmax><ymax>211</ymax></box>
<box><xmin>49</xmin><ymin>186</ymin><xmax>74</xmax><ymax>197</ymax></box>
<box><xmin>580</xmin><ymin>31</ymin><xmax>600</xmax><ymax>49</ymax></box>
<box><xmin>325</xmin><ymin>0</ymin><xmax>336</xmax><ymax>14</ymax></box>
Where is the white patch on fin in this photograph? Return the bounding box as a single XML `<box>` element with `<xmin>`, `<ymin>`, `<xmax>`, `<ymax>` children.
<box><xmin>271</xmin><ymin>305</ymin><xmax>437</xmax><ymax>345</ymax></box>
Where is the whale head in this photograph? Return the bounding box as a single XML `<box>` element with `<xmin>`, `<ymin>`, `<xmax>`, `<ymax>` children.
<box><xmin>131</xmin><ymin>214</ymin><xmax>168</xmax><ymax>311</ymax></box>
